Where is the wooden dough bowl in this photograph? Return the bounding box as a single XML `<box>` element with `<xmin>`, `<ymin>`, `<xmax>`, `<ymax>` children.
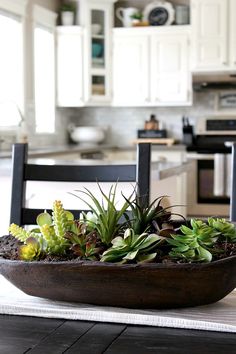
<box><xmin>0</xmin><ymin>256</ymin><xmax>236</xmax><ymax>309</ymax></box>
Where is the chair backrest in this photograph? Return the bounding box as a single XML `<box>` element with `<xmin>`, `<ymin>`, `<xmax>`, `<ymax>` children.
<box><xmin>10</xmin><ymin>143</ymin><xmax>151</xmax><ymax>226</ymax></box>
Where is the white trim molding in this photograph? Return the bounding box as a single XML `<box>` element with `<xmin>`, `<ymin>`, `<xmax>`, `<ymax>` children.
<box><xmin>33</xmin><ymin>5</ymin><xmax>57</xmax><ymax>28</ymax></box>
<box><xmin>0</xmin><ymin>0</ymin><xmax>28</xmax><ymax>16</ymax></box>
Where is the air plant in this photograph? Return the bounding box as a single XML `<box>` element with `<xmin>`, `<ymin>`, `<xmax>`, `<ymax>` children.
<box><xmin>70</xmin><ymin>183</ymin><xmax>132</xmax><ymax>246</ymax></box>
<box><xmin>123</xmin><ymin>194</ymin><xmax>183</xmax><ymax>236</ymax></box>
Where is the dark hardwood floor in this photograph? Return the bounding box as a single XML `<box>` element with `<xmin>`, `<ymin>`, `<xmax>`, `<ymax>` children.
<box><xmin>0</xmin><ymin>315</ymin><xmax>235</xmax><ymax>354</ymax></box>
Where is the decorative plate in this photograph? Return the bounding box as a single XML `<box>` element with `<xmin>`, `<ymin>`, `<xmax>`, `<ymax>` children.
<box><xmin>143</xmin><ymin>1</ymin><xmax>175</xmax><ymax>26</ymax></box>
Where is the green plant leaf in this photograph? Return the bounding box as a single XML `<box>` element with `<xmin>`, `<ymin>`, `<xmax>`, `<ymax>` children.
<box><xmin>137</xmin><ymin>253</ymin><xmax>157</xmax><ymax>263</ymax></box>
<box><xmin>123</xmin><ymin>249</ymin><xmax>139</xmax><ymax>260</ymax></box>
<box><xmin>36</xmin><ymin>211</ymin><xmax>52</xmax><ymax>227</ymax></box>
<box><xmin>198</xmin><ymin>246</ymin><xmax>212</xmax><ymax>262</ymax></box>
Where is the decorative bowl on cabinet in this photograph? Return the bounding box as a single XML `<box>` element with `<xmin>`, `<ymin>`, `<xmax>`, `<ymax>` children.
<box><xmin>0</xmin><ymin>256</ymin><xmax>235</xmax><ymax>309</ymax></box>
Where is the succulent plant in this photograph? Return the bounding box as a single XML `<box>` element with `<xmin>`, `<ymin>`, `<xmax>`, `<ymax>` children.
<box><xmin>167</xmin><ymin>219</ymin><xmax>220</xmax><ymax>262</ymax></box>
<box><xmin>208</xmin><ymin>217</ymin><xmax>236</xmax><ymax>242</ymax></box>
<box><xmin>71</xmin><ymin>183</ymin><xmax>132</xmax><ymax>246</ymax></box>
<box><xmin>8</xmin><ymin>224</ymin><xmax>31</xmax><ymax>243</ymax></box>
<box><xmin>60</xmin><ymin>3</ymin><xmax>76</xmax><ymax>12</ymax></box>
<box><xmin>18</xmin><ymin>237</ymin><xmax>41</xmax><ymax>261</ymax></box>
<box><xmin>123</xmin><ymin>194</ymin><xmax>182</xmax><ymax>236</ymax></box>
<box><xmin>100</xmin><ymin>228</ymin><xmax>163</xmax><ymax>263</ymax></box>
<box><xmin>9</xmin><ymin>200</ymin><xmax>75</xmax><ymax>260</ymax></box>
<box><xmin>7</xmin><ymin>185</ymin><xmax>236</xmax><ymax>264</ymax></box>
<box><xmin>64</xmin><ymin>221</ymin><xmax>103</xmax><ymax>260</ymax></box>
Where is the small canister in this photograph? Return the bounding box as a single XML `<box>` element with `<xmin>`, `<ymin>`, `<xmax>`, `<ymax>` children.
<box><xmin>175</xmin><ymin>5</ymin><xmax>189</xmax><ymax>25</ymax></box>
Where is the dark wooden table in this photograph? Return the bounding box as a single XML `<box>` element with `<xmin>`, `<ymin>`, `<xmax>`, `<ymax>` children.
<box><xmin>0</xmin><ymin>315</ymin><xmax>235</xmax><ymax>354</ymax></box>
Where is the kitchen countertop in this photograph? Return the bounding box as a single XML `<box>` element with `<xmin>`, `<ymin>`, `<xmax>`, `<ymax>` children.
<box><xmin>0</xmin><ymin>143</ymin><xmax>188</xmax><ymax>179</ymax></box>
<box><xmin>0</xmin><ymin>156</ymin><xmax>190</xmax><ymax>181</ymax></box>
<box><xmin>0</xmin><ymin>143</ymin><xmax>186</xmax><ymax>159</ymax></box>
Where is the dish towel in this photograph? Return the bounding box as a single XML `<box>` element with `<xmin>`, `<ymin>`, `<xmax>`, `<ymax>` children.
<box><xmin>214</xmin><ymin>154</ymin><xmax>225</xmax><ymax>196</ymax></box>
<box><xmin>0</xmin><ymin>276</ymin><xmax>236</xmax><ymax>333</ymax></box>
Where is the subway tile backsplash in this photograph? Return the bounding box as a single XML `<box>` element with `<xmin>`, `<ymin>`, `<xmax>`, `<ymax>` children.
<box><xmin>63</xmin><ymin>91</ymin><xmax>218</xmax><ymax>146</ymax></box>
<box><xmin>36</xmin><ymin>91</ymin><xmax>235</xmax><ymax>148</ymax></box>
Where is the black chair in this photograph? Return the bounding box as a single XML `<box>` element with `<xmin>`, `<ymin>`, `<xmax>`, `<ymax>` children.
<box><xmin>10</xmin><ymin>143</ymin><xmax>151</xmax><ymax>226</ymax></box>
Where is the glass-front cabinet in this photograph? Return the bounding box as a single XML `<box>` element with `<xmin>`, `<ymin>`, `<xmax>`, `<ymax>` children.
<box><xmin>79</xmin><ymin>0</ymin><xmax>117</xmax><ymax>105</ymax></box>
<box><xmin>90</xmin><ymin>9</ymin><xmax>106</xmax><ymax>96</ymax></box>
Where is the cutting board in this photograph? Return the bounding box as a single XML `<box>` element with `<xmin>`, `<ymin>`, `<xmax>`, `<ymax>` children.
<box><xmin>133</xmin><ymin>138</ymin><xmax>175</xmax><ymax>146</ymax></box>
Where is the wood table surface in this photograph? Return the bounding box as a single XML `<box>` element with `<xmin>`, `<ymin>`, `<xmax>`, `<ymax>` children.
<box><xmin>0</xmin><ymin>315</ymin><xmax>235</xmax><ymax>354</ymax></box>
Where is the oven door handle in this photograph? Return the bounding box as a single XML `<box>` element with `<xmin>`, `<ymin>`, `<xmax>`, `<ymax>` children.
<box><xmin>214</xmin><ymin>154</ymin><xmax>225</xmax><ymax>196</ymax></box>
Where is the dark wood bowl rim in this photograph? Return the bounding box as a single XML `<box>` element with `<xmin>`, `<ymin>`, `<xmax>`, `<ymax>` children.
<box><xmin>0</xmin><ymin>255</ymin><xmax>235</xmax><ymax>270</ymax></box>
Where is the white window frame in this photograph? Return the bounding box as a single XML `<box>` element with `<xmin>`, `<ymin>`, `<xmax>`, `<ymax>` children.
<box><xmin>0</xmin><ymin>0</ymin><xmax>27</xmax><ymax>139</ymax></box>
<box><xmin>0</xmin><ymin>0</ymin><xmax>27</xmax><ymax>16</ymax></box>
<box><xmin>33</xmin><ymin>5</ymin><xmax>57</xmax><ymax>134</ymax></box>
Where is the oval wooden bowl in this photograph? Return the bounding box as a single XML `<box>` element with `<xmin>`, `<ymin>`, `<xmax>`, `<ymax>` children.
<box><xmin>0</xmin><ymin>257</ymin><xmax>236</xmax><ymax>309</ymax></box>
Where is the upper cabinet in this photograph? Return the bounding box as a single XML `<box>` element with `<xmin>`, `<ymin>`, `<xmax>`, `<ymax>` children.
<box><xmin>57</xmin><ymin>0</ymin><xmax>116</xmax><ymax>107</ymax></box>
<box><xmin>79</xmin><ymin>0</ymin><xmax>117</xmax><ymax>106</ymax></box>
<box><xmin>57</xmin><ymin>1</ymin><xmax>192</xmax><ymax>108</ymax></box>
<box><xmin>113</xmin><ymin>26</ymin><xmax>192</xmax><ymax>107</ymax></box>
<box><xmin>57</xmin><ymin>26</ymin><xmax>84</xmax><ymax>107</ymax></box>
<box><xmin>229</xmin><ymin>0</ymin><xmax>236</xmax><ymax>68</ymax></box>
<box><xmin>191</xmin><ymin>0</ymin><xmax>236</xmax><ymax>72</ymax></box>
<box><xmin>112</xmin><ymin>32</ymin><xmax>149</xmax><ymax>106</ymax></box>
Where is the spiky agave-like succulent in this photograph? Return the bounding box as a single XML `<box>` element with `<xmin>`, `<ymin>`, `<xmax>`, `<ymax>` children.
<box><xmin>100</xmin><ymin>228</ymin><xmax>164</xmax><ymax>263</ymax></box>
<box><xmin>70</xmin><ymin>183</ymin><xmax>132</xmax><ymax>246</ymax></box>
<box><xmin>123</xmin><ymin>194</ymin><xmax>182</xmax><ymax>236</ymax></box>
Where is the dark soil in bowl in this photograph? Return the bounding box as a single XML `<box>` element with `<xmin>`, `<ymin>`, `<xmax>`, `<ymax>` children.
<box><xmin>1</xmin><ymin>234</ymin><xmax>236</xmax><ymax>264</ymax></box>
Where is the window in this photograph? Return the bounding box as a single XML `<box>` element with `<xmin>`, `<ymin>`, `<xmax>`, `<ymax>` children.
<box><xmin>0</xmin><ymin>9</ymin><xmax>24</xmax><ymax>128</ymax></box>
<box><xmin>33</xmin><ymin>6</ymin><xmax>57</xmax><ymax>134</ymax></box>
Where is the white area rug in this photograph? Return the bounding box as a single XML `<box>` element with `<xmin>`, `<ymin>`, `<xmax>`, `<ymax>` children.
<box><xmin>0</xmin><ymin>275</ymin><xmax>235</xmax><ymax>333</ymax></box>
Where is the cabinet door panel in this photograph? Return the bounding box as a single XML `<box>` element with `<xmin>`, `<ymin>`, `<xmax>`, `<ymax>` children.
<box><xmin>230</xmin><ymin>0</ymin><xmax>236</xmax><ymax>68</ymax></box>
<box><xmin>57</xmin><ymin>28</ymin><xmax>83</xmax><ymax>107</ymax></box>
<box><xmin>191</xmin><ymin>0</ymin><xmax>228</xmax><ymax>70</ymax></box>
<box><xmin>151</xmin><ymin>34</ymin><xmax>190</xmax><ymax>104</ymax></box>
<box><xmin>113</xmin><ymin>35</ymin><xmax>149</xmax><ymax>106</ymax></box>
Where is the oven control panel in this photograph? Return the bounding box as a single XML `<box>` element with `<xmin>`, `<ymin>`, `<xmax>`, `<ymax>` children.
<box><xmin>206</xmin><ymin>119</ymin><xmax>236</xmax><ymax>131</ymax></box>
<box><xmin>196</xmin><ymin>116</ymin><xmax>236</xmax><ymax>135</ymax></box>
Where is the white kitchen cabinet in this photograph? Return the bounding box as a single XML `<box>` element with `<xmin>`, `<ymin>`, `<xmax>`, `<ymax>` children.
<box><xmin>112</xmin><ymin>34</ymin><xmax>149</xmax><ymax>106</ymax></box>
<box><xmin>151</xmin><ymin>32</ymin><xmax>191</xmax><ymax>105</ymax></box>
<box><xmin>112</xmin><ymin>26</ymin><xmax>192</xmax><ymax>107</ymax></box>
<box><xmin>57</xmin><ymin>0</ymin><xmax>117</xmax><ymax>107</ymax></box>
<box><xmin>191</xmin><ymin>0</ymin><xmax>236</xmax><ymax>72</ymax></box>
<box><xmin>229</xmin><ymin>0</ymin><xmax>236</xmax><ymax>68</ymax></box>
<box><xmin>152</xmin><ymin>149</ymin><xmax>186</xmax><ymax>163</ymax></box>
<box><xmin>151</xmin><ymin>174</ymin><xmax>187</xmax><ymax>218</ymax></box>
<box><xmin>56</xmin><ymin>26</ymin><xmax>84</xmax><ymax>107</ymax></box>
<box><xmin>79</xmin><ymin>0</ymin><xmax>117</xmax><ymax>106</ymax></box>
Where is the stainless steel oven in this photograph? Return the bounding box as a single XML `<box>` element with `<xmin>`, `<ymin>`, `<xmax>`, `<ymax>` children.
<box><xmin>187</xmin><ymin>152</ymin><xmax>232</xmax><ymax>217</ymax></box>
<box><xmin>186</xmin><ymin>115</ymin><xmax>236</xmax><ymax>217</ymax></box>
